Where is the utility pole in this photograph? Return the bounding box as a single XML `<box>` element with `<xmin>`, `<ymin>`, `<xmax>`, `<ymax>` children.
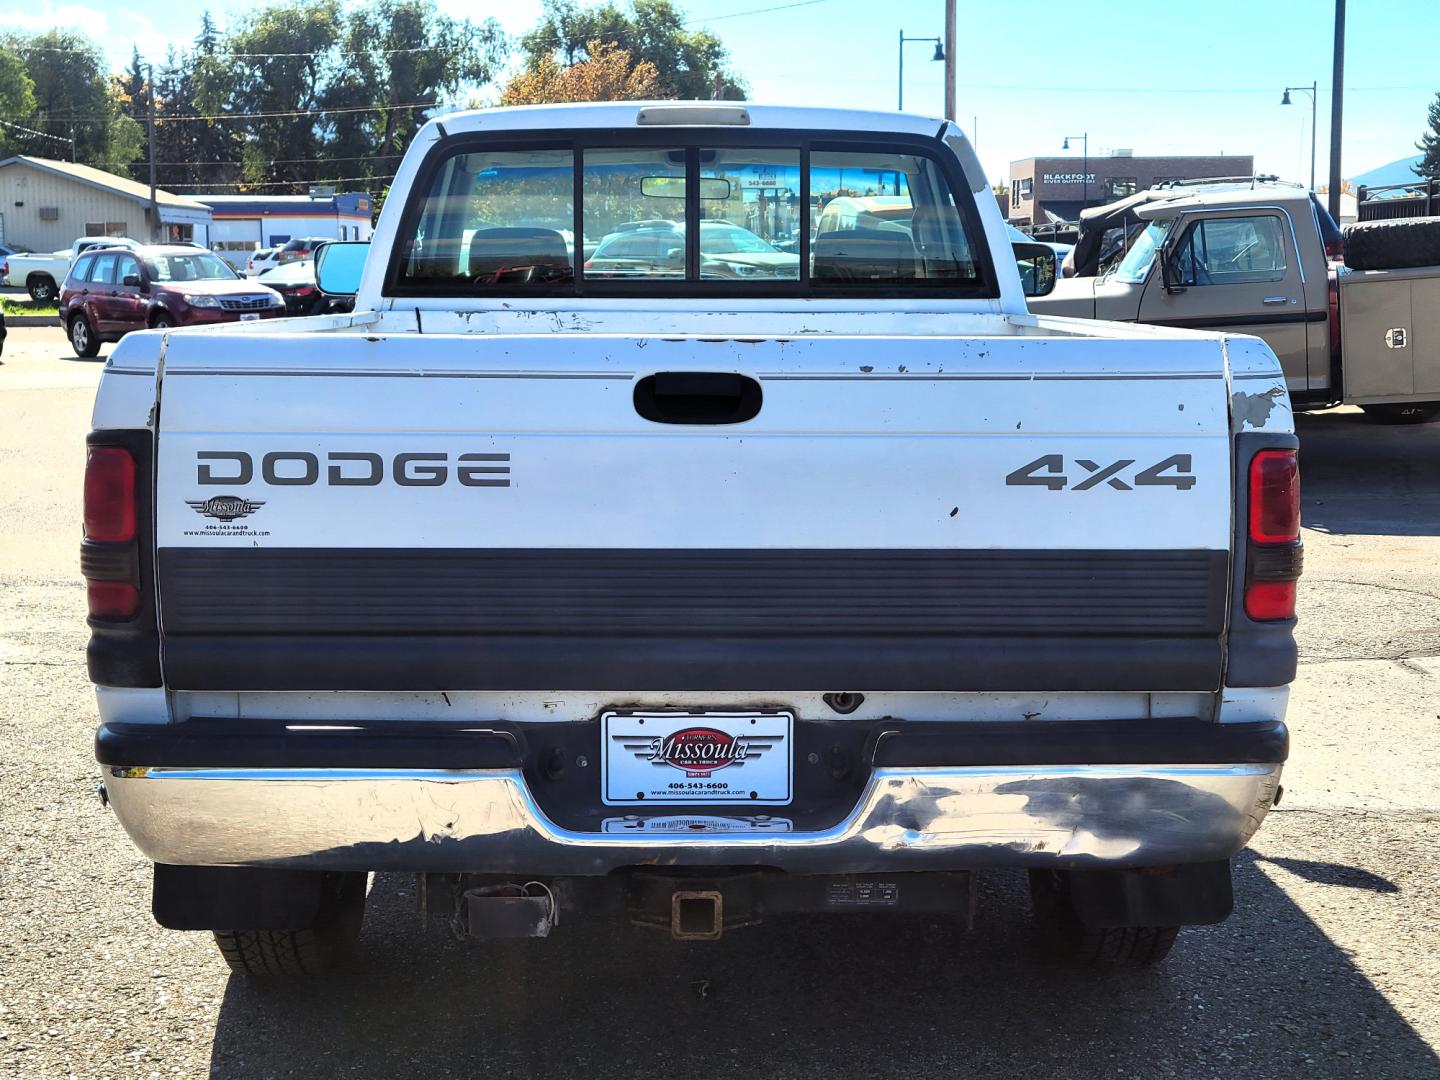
<box><xmin>1328</xmin><ymin>0</ymin><xmax>1345</xmax><ymax>221</ymax></box>
<box><xmin>147</xmin><ymin>62</ymin><xmax>160</xmax><ymax>242</ymax></box>
<box><xmin>943</xmin><ymin>0</ymin><xmax>956</xmax><ymax>122</ymax></box>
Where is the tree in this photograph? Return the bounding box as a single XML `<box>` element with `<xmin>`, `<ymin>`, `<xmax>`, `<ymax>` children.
<box><xmin>0</xmin><ymin>45</ymin><xmax>37</xmax><ymax>157</ymax></box>
<box><xmin>1</xmin><ymin>30</ymin><xmax>139</xmax><ymax>174</ymax></box>
<box><xmin>501</xmin><ymin>40</ymin><xmax>659</xmax><ymax>105</ymax></box>
<box><xmin>324</xmin><ymin>0</ymin><xmax>504</xmax><ymax>190</ymax></box>
<box><xmin>519</xmin><ymin>0</ymin><xmax>745</xmax><ymax>100</ymax></box>
<box><xmin>1415</xmin><ymin>91</ymin><xmax>1440</xmax><ymax>180</ymax></box>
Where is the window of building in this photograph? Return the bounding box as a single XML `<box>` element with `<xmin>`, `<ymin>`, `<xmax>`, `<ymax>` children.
<box><xmin>1104</xmin><ymin>177</ymin><xmax>1138</xmax><ymax>199</ymax></box>
<box><xmin>39</xmin><ymin>207</ymin><xmax>59</xmax><ymax>221</ymax></box>
<box><xmin>1166</xmin><ymin>214</ymin><xmax>1288</xmax><ymax>287</ymax></box>
<box><xmin>165</xmin><ymin>223</ymin><xmax>193</xmax><ymax>242</ymax></box>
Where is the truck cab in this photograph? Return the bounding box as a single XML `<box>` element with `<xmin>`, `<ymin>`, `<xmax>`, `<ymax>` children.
<box><xmin>1032</xmin><ymin>178</ymin><xmax>1440</xmax><ymax>423</ymax></box>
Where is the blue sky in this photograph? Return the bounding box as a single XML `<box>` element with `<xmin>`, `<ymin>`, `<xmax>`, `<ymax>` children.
<box><xmin>4</xmin><ymin>0</ymin><xmax>1437</xmax><ymax>190</ymax></box>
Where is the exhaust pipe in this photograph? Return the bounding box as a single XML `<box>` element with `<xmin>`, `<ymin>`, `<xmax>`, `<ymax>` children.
<box><xmin>671</xmin><ymin>890</ymin><xmax>724</xmax><ymax>940</ymax></box>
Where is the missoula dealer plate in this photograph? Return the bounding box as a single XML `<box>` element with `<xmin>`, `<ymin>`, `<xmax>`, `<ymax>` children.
<box><xmin>600</xmin><ymin>710</ymin><xmax>793</xmax><ymax>806</ymax></box>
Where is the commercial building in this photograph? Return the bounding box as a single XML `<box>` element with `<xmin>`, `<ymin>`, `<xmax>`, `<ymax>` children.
<box><xmin>0</xmin><ymin>156</ymin><xmax>212</xmax><ymax>252</ymax></box>
<box><xmin>1007</xmin><ymin>151</ymin><xmax>1255</xmax><ymax>226</ymax></box>
<box><xmin>192</xmin><ymin>193</ymin><xmax>375</xmax><ymax>266</ymax></box>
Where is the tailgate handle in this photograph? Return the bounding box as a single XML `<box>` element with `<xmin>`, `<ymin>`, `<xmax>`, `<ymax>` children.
<box><xmin>634</xmin><ymin>372</ymin><xmax>762</xmax><ymax>425</ymax></box>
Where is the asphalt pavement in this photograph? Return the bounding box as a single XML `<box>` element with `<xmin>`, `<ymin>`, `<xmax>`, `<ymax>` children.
<box><xmin>0</xmin><ymin>326</ymin><xmax>1436</xmax><ymax>1079</ymax></box>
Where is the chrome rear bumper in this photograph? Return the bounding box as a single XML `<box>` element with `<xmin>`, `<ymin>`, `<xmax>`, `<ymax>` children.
<box><xmin>102</xmin><ymin>763</ymin><xmax>1282</xmax><ymax>874</ymax></box>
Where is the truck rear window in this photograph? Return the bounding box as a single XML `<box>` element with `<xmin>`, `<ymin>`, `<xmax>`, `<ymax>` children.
<box><xmin>391</xmin><ymin>137</ymin><xmax>989</xmax><ymax>296</ymax></box>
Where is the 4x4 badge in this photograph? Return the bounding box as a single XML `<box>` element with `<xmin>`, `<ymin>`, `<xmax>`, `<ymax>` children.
<box><xmin>186</xmin><ymin>495</ymin><xmax>266</xmax><ymax>522</ymax></box>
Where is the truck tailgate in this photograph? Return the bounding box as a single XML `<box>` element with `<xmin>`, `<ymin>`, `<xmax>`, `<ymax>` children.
<box><xmin>151</xmin><ymin>331</ymin><xmax>1233</xmax><ymax>693</ymax></box>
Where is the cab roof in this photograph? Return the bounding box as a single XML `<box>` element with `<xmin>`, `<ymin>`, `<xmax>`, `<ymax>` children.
<box><xmin>422</xmin><ymin>101</ymin><xmax>949</xmax><ymax>140</ymax></box>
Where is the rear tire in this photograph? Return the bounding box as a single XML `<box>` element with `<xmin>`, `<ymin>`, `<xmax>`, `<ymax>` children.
<box><xmin>68</xmin><ymin>313</ymin><xmax>100</xmax><ymax>358</ymax></box>
<box><xmin>213</xmin><ymin>871</ymin><xmax>366</xmax><ymax>978</ymax></box>
<box><xmin>27</xmin><ymin>275</ymin><xmax>56</xmax><ymax>303</ymax></box>
<box><xmin>1029</xmin><ymin>869</ymin><xmax>1180</xmax><ymax>970</ymax></box>
<box><xmin>150</xmin><ymin>313</ymin><xmax>174</xmax><ymax>330</ymax></box>
<box><xmin>1360</xmin><ymin>402</ymin><xmax>1440</xmax><ymax>424</ymax></box>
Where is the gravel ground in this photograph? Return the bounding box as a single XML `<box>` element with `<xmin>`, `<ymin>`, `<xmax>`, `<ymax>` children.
<box><xmin>1</xmin><ymin>328</ymin><xmax>1437</xmax><ymax>1079</ymax></box>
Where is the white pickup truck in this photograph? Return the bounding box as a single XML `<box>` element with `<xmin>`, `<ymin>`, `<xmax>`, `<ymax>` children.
<box><xmin>87</xmin><ymin>102</ymin><xmax>1298</xmax><ymax>977</ymax></box>
<box><xmin>5</xmin><ymin>235</ymin><xmax>142</xmax><ymax>302</ymax></box>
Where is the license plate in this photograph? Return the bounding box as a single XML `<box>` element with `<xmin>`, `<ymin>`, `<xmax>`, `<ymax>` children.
<box><xmin>601</xmin><ymin>710</ymin><xmax>792</xmax><ymax>806</ymax></box>
<box><xmin>240</xmin><ymin>312</ymin><xmax>260</xmax><ymax>321</ymax></box>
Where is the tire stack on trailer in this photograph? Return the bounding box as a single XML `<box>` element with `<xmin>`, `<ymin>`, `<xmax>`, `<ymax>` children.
<box><xmin>1342</xmin><ymin>217</ymin><xmax>1440</xmax><ymax>424</ymax></box>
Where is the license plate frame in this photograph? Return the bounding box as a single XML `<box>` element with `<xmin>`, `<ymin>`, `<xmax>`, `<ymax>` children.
<box><xmin>239</xmin><ymin>312</ymin><xmax>261</xmax><ymax>321</ymax></box>
<box><xmin>601</xmin><ymin>710</ymin><xmax>793</xmax><ymax>806</ymax></box>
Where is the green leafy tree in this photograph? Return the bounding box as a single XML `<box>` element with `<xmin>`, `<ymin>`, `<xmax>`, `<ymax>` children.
<box><xmin>0</xmin><ymin>45</ymin><xmax>37</xmax><ymax>157</ymax></box>
<box><xmin>2</xmin><ymin>30</ymin><xmax>138</xmax><ymax>174</ymax></box>
<box><xmin>1415</xmin><ymin>91</ymin><xmax>1440</xmax><ymax>181</ymax></box>
<box><xmin>192</xmin><ymin>1</ymin><xmax>344</xmax><ymax>190</ymax></box>
<box><xmin>324</xmin><ymin>0</ymin><xmax>504</xmax><ymax>190</ymax></box>
<box><xmin>520</xmin><ymin>0</ymin><xmax>745</xmax><ymax>100</ymax></box>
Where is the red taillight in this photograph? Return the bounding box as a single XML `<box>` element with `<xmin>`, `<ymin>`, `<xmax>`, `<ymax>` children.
<box><xmin>582</xmin><ymin>260</ymin><xmax>594</xmax><ymax>271</ymax></box>
<box><xmin>1245</xmin><ymin>581</ymin><xmax>1297</xmax><ymax>621</ymax></box>
<box><xmin>87</xmin><ymin>581</ymin><xmax>139</xmax><ymax>620</ymax></box>
<box><xmin>1248</xmin><ymin>450</ymin><xmax>1299</xmax><ymax>544</ymax></box>
<box><xmin>84</xmin><ymin>447</ymin><xmax>136</xmax><ymax>542</ymax></box>
<box><xmin>1325</xmin><ymin>234</ymin><xmax>1344</xmax><ymax>260</ymax></box>
<box><xmin>1328</xmin><ymin>269</ymin><xmax>1341</xmax><ymax>361</ymax></box>
<box><xmin>1244</xmin><ymin>448</ymin><xmax>1301</xmax><ymax>621</ymax></box>
<box><xmin>83</xmin><ymin>445</ymin><xmax>140</xmax><ymax>620</ymax></box>
<box><xmin>293</xmin><ymin>285</ymin><xmax>316</xmax><ymax>296</ymax></box>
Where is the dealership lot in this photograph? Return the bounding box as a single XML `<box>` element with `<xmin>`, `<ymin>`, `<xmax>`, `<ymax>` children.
<box><xmin>1</xmin><ymin>326</ymin><xmax>1437</xmax><ymax>1078</ymax></box>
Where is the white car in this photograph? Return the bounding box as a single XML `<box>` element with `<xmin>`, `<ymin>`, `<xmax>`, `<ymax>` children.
<box><xmin>6</xmin><ymin>236</ymin><xmax>142</xmax><ymax>302</ymax></box>
<box><xmin>86</xmin><ymin>102</ymin><xmax>1297</xmax><ymax>979</ymax></box>
<box><xmin>244</xmin><ymin>247</ymin><xmax>280</xmax><ymax>277</ymax></box>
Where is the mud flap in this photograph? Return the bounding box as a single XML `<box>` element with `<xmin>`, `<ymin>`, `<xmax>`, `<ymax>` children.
<box><xmin>1064</xmin><ymin>860</ymin><xmax>1233</xmax><ymax>928</ymax></box>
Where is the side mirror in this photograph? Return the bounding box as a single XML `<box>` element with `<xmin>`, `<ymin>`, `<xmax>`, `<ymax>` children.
<box><xmin>122</xmin><ymin>274</ymin><xmax>141</xmax><ymax>287</ymax></box>
<box><xmin>1159</xmin><ymin>244</ymin><xmax>1187</xmax><ymax>293</ymax></box>
<box><xmin>315</xmin><ymin>241</ymin><xmax>368</xmax><ymax>297</ymax></box>
<box><xmin>1012</xmin><ymin>241</ymin><xmax>1057</xmax><ymax>298</ymax></box>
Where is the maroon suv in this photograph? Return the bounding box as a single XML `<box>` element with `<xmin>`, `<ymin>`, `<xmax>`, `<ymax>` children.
<box><xmin>59</xmin><ymin>245</ymin><xmax>285</xmax><ymax>357</ymax></box>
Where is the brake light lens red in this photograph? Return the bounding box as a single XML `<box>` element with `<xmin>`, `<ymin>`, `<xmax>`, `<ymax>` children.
<box><xmin>1248</xmin><ymin>450</ymin><xmax>1299</xmax><ymax>544</ymax></box>
<box><xmin>87</xmin><ymin>581</ymin><xmax>139</xmax><ymax>620</ymax></box>
<box><xmin>1245</xmin><ymin>581</ymin><xmax>1297</xmax><ymax>622</ymax></box>
<box><xmin>84</xmin><ymin>447</ymin><xmax>136</xmax><ymax>542</ymax></box>
<box><xmin>1244</xmin><ymin>448</ymin><xmax>1301</xmax><ymax>621</ymax></box>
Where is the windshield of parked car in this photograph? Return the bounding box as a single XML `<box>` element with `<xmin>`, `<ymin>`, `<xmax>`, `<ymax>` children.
<box><xmin>395</xmin><ymin>139</ymin><xmax>988</xmax><ymax>295</ymax></box>
<box><xmin>145</xmin><ymin>253</ymin><xmax>238</xmax><ymax>282</ymax></box>
<box><xmin>1112</xmin><ymin>220</ymin><xmax>1172</xmax><ymax>284</ymax></box>
<box><xmin>700</xmin><ymin>224</ymin><xmax>779</xmax><ymax>255</ymax></box>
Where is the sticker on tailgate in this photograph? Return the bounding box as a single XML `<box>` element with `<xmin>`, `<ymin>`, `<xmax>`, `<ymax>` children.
<box><xmin>601</xmin><ymin>711</ymin><xmax>792</xmax><ymax>806</ymax></box>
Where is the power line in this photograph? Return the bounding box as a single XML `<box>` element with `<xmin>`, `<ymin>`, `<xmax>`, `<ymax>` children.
<box><xmin>0</xmin><ymin>100</ymin><xmax>443</xmax><ymax>125</ymax></box>
<box><xmin>689</xmin><ymin>0</ymin><xmax>833</xmax><ymax>22</ymax></box>
<box><xmin>75</xmin><ymin>153</ymin><xmax>406</xmax><ymax>168</ymax></box>
<box><xmin>164</xmin><ymin>172</ymin><xmax>398</xmax><ymax>190</ymax></box>
<box><xmin>13</xmin><ymin>42</ymin><xmax>476</xmax><ymax>60</ymax></box>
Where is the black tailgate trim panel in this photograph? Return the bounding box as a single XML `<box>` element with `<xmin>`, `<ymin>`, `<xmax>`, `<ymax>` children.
<box><xmin>158</xmin><ymin>547</ymin><xmax>1227</xmax><ymax>692</ymax></box>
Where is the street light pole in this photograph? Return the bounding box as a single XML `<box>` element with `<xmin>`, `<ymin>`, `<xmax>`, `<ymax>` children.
<box><xmin>943</xmin><ymin>0</ymin><xmax>956</xmax><ymax>121</ymax></box>
<box><xmin>897</xmin><ymin>30</ymin><xmax>944</xmax><ymax>112</ymax></box>
<box><xmin>1064</xmin><ymin>132</ymin><xmax>1089</xmax><ymax>209</ymax></box>
<box><xmin>1282</xmin><ymin>82</ymin><xmax>1318</xmax><ymax>191</ymax></box>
